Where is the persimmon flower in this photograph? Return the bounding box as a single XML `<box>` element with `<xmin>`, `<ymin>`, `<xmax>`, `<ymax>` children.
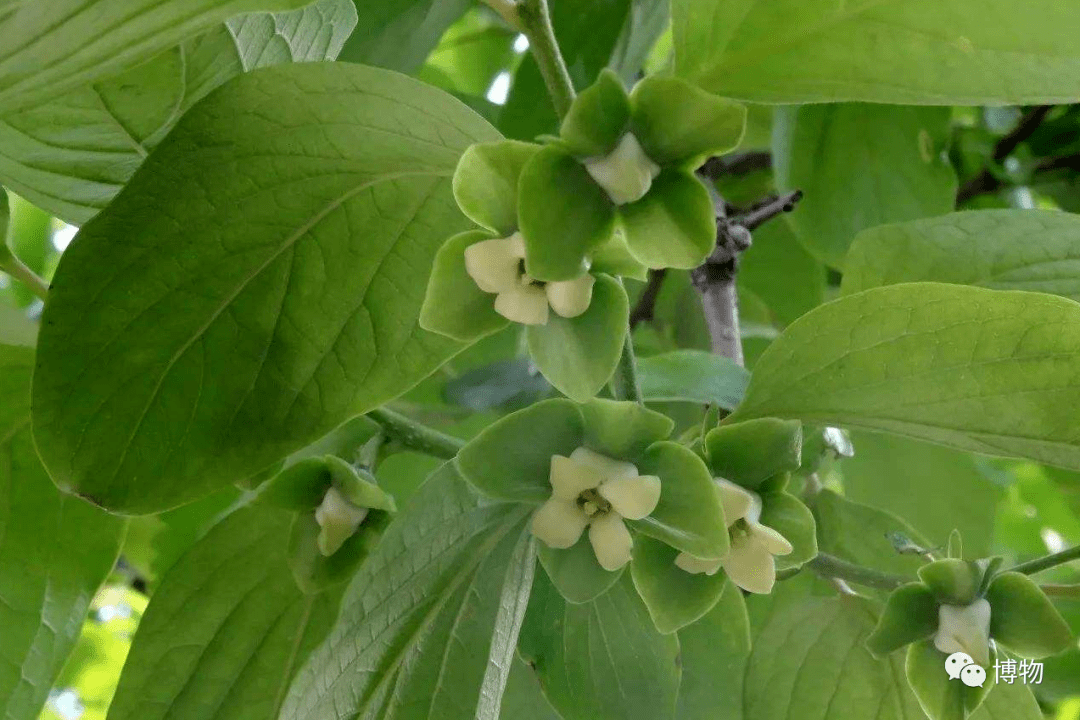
<box><xmin>463</xmin><ymin>232</ymin><xmax>595</xmax><ymax>325</ymax></box>
<box><xmin>530</xmin><ymin>447</ymin><xmax>661</xmax><ymax>571</ymax></box>
<box><xmin>314</xmin><ymin>486</ymin><xmax>370</xmax><ymax>557</ymax></box>
<box><xmin>675</xmin><ymin>477</ymin><xmax>792</xmax><ymax>593</ymax></box>
<box><xmin>583</xmin><ymin>132</ymin><xmax>660</xmax><ymax>205</ymax></box>
<box><xmin>934</xmin><ymin>598</ymin><xmax>992</xmax><ymax>667</ymax></box>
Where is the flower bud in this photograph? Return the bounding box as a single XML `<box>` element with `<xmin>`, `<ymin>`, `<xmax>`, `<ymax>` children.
<box><xmin>933</xmin><ymin>598</ymin><xmax>992</xmax><ymax>667</ymax></box>
<box><xmin>314</xmin><ymin>485</ymin><xmax>370</xmax><ymax>557</ymax></box>
<box><xmin>583</xmin><ymin>133</ymin><xmax>660</xmax><ymax>205</ymax></box>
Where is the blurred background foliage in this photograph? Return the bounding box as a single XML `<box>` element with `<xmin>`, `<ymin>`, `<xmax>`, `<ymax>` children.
<box><xmin>2</xmin><ymin>1</ymin><xmax>1079</xmax><ymax>718</ymax></box>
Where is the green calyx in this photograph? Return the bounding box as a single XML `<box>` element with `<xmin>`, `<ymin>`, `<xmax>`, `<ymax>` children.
<box><xmin>704</xmin><ymin>418</ymin><xmax>803</xmax><ymax>490</ymax></box>
<box><xmin>919</xmin><ymin>558</ymin><xmax>984</xmax><ymax>605</ymax></box>
<box><xmin>518</xmin><ymin>71</ymin><xmax>746</xmax><ymax>281</ymax></box>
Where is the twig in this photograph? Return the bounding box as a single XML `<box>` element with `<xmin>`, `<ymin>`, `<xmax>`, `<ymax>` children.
<box><xmin>698</xmin><ymin>151</ymin><xmax>773</xmax><ymax>179</ymax></box>
<box><xmin>628</xmin><ymin>268</ymin><xmax>666</xmax><ymax>329</ymax></box>
<box><xmin>515</xmin><ymin>0</ymin><xmax>575</xmax><ymax>119</ymax></box>
<box><xmin>732</xmin><ymin>190</ymin><xmax>803</xmax><ymax>231</ymax></box>
<box><xmin>1008</xmin><ymin>545</ymin><xmax>1080</xmax><ymax>576</ymax></box>
<box><xmin>0</xmin><ymin>244</ymin><xmax>48</xmax><ymax>301</ymax></box>
<box><xmin>690</xmin><ymin>186</ymin><xmax>803</xmax><ymax>364</ymax></box>
<box><xmin>806</xmin><ymin>553</ymin><xmax>909</xmax><ymax>592</ymax></box>
<box><xmin>367</xmin><ymin>407</ymin><xmax>464</xmax><ymax>460</ymax></box>
<box><xmin>956</xmin><ymin>105</ymin><xmax>1052</xmax><ymax>205</ymax></box>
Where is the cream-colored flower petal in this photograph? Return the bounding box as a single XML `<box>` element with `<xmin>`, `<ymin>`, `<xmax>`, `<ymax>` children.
<box><xmin>714</xmin><ymin>477</ymin><xmax>755</xmax><ymax>526</ymax></box>
<box><xmin>583</xmin><ymin>133</ymin><xmax>661</xmax><ymax>206</ymax></box>
<box><xmin>464</xmin><ymin>236</ymin><xmax>524</xmax><ymax>293</ymax></box>
<box><xmin>598</xmin><ymin>474</ymin><xmax>660</xmax><ymax>520</ymax></box>
<box><xmin>721</xmin><ymin>537</ymin><xmax>777</xmax><ymax>594</ymax></box>
<box><xmin>549</xmin><ymin>455</ymin><xmax>605</xmax><ymax>500</ymax></box>
<box><xmin>748</xmin><ymin>522</ymin><xmax>793</xmax><ymax>556</ymax></box>
<box><xmin>314</xmin><ymin>486</ymin><xmax>370</xmax><ymax>557</ymax></box>
<box><xmin>589</xmin><ymin>513</ymin><xmax>633</xmax><ymax>571</ymax></box>
<box><xmin>569</xmin><ymin>446</ymin><xmax>639</xmax><ymax>481</ymax></box>
<box><xmin>494</xmin><ymin>285</ymin><xmax>549</xmax><ymax>325</ymax></box>
<box><xmin>546</xmin><ymin>274</ymin><xmax>595</xmax><ymax>318</ymax></box>
<box><xmin>934</xmin><ymin>599</ymin><xmax>992</xmax><ymax>667</ymax></box>
<box><xmin>531</xmin><ymin>497</ymin><xmax>589</xmax><ymax>549</ymax></box>
<box><xmin>675</xmin><ymin>551</ymin><xmax>723</xmax><ymax>576</ymax></box>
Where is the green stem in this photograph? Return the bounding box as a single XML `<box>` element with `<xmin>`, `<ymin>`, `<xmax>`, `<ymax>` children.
<box><xmin>367</xmin><ymin>408</ymin><xmax>464</xmax><ymax>460</ymax></box>
<box><xmin>609</xmin><ymin>331</ymin><xmax>643</xmax><ymax>404</ymax></box>
<box><xmin>1008</xmin><ymin>545</ymin><xmax>1080</xmax><ymax>576</ymax></box>
<box><xmin>0</xmin><ymin>244</ymin><xmax>48</xmax><ymax>301</ymax></box>
<box><xmin>806</xmin><ymin>553</ymin><xmax>909</xmax><ymax>592</ymax></box>
<box><xmin>515</xmin><ymin>0</ymin><xmax>576</xmax><ymax>119</ymax></box>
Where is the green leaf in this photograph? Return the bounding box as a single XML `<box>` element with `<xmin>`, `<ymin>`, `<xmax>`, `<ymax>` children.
<box><xmin>0</xmin><ymin>0</ymin><xmax>311</xmax><ymax>114</ymax></box>
<box><xmin>637</xmin><ymin>349</ymin><xmax>749</xmax><ymax>409</ymax></box>
<box><xmin>674</xmin><ymin>580</ymin><xmax>750</xmax><ymax>720</ymax></box>
<box><xmin>840</xmin><ymin>431</ymin><xmax>1000</xmax><ymax>558</ymax></box>
<box><xmin>580</xmin><ymin>397</ymin><xmax>673</xmax><ymax>462</ymax></box>
<box><xmin>629</xmin><ymin>75</ymin><xmax>746</xmax><ymax>168</ymax></box>
<box><xmin>728</xmin><ymin>283</ymin><xmax>1080</xmax><ymax>472</ymax></box>
<box><xmin>629</xmin><ymin>441</ymin><xmax>729</xmax><ymax>560</ymax></box>
<box><xmin>811</xmin><ymin>490</ymin><xmax>930</xmax><ymax>580</ymax></box>
<box><xmin>336</xmin><ymin>0</ymin><xmax>471</xmax><ymax>73</ymax></box>
<box><xmin>866</xmin><ymin>583</ymin><xmax>941</xmax><ymax>657</ymax></box>
<box><xmin>744</xmin><ymin>582</ymin><xmax>924</xmax><ymax>720</ymax></box>
<box><xmin>527</xmin><ymin>274</ymin><xmax>629</xmax><ymax>402</ymax></box>
<box><xmin>630</xmin><ymin>535</ymin><xmax>727</xmax><ymax>634</ymax></box>
<box><xmin>107</xmin><ymin>504</ymin><xmax>342</xmax><ymax>720</ymax></box>
<box><xmin>453</xmin><ymin>141</ymin><xmax>539</xmax><ymax>236</ymax></box>
<box><xmin>279</xmin><ymin>465</ymin><xmax>535</xmax><ymax>720</ymax></box>
<box><xmin>560</xmin><ymin>69</ymin><xmax>631</xmax><ymax>157</ymax></box>
<box><xmin>843</xmin><ymin>210</ymin><xmax>1080</xmax><ymax>302</ymax></box>
<box><xmin>0</xmin><ymin>345</ymin><xmax>126</xmax><ymax>720</ymax></box>
<box><xmin>970</xmin><ymin>680</ymin><xmax>1046</xmax><ymax>720</ymax></box>
<box><xmin>985</xmin><ymin>572</ymin><xmax>1073</xmax><ymax>658</ymax></box>
<box><xmin>672</xmin><ymin>0</ymin><xmax>1080</xmax><ymax>104</ymax></box>
<box><xmin>772</xmin><ymin>104</ymin><xmax>956</xmax><ymax>268</ymax></box>
<box><xmin>906</xmin><ymin>639</ymin><xmax>994</xmax><ymax>720</ymax></box>
<box><xmin>518</xmin><ymin>572</ymin><xmax>681</xmax><ymax>720</ymax></box>
<box><xmin>619</xmin><ymin>170</ymin><xmax>715</xmax><ymax>269</ymax></box>
<box><xmin>705</xmin><ymin>418</ymin><xmax>802</xmax><ymax>489</ymax></box>
<box><xmin>0</xmin><ymin>0</ymin><xmax>358</xmax><ymax>224</ymax></box>
<box><xmin>737</xmin><ymin>217</ymin><xmax>827</xmax><ymax>327</ymax></box>
<box><xmin>456</xmin><ymin>398</ymin><xmax>584</xmax><ymax>503</ymax></box>
<box><xmin>32</xmin><ymin>63</ymin><xmax>499</xmax><ymax>514</ymax></box>
<box><xmin>518</xmin><ymin>147</ymin><xmax>616</xmax><ymax>281</ymax></box>
<box><xmin>497</xmin><ymin>656</ymin><xmax>562</xmax><ymax>720</ymax></box>
<box><xmin>538</xmin><ymin>534</ymin><xmax>625</xmax><ymax>605</ymax></box>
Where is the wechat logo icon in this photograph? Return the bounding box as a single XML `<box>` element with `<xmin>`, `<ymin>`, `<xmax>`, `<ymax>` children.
<box><xmin>945</xmin><ymin>652</ymin><xmax>986</xmax><ymax>688</ymax></box>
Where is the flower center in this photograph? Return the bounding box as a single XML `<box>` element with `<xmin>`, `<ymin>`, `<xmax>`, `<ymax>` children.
<box><xmin>576</xmin><ymin>488</ymin><xmax>612</xmax><ymax>518</ymax></box>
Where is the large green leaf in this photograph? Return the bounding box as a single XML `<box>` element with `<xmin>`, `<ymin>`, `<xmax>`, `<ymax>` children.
<box><xmin>0</xmin><ymin>345</ymin><xmax>126</xmax><ymax>720</ymax></box>
<box><xmin>0</xmin><ymin>0</ymin><xmax>357</xmax><ymax>224</ymax></box>
<box><xmin>497</xmin><ymin>657</ymin><xmax>562</xmax><ymax>720</ymax></box>
<box><xmin>772</xmin><ymin>104</ymin><xmax>956</xmax><ymax>269</ymax></box>
<box><xmin>279</xmin><ymin>465</ymin><xmax>535</xmax><ymax>720</ymax></box>
<box><xmin>811</xmin><ymin>490</ymin><xmax>929</xmax><ymax>580</ymax></box>
<box><xmin>518</xmin><ymin>572</ymin><xmax>681</xmax><ymax>720</ymax></box>
<box><xmin>840</xmin><ymin>431</ymin><xmax>1001</xmax><ymax>557</ymax></box>
<box><xmin>743</xmin><ymin>581</ymin><xmax>923</xmax><ymax>720</ymax></box>
<box><xmin>674</xmin><ymin>580</ymin><xmax>750</xmax><ymax>720</ymax></box>
<box><xmin>728</xmin><ymin>283</ymin><xmax>1080</xmax><ymax>471</ymax></box>
<box><xmin>107</xmin><ymin>504</ymin><xmax>341</xmax><ymax>720</ymax></box>
<box><xmin>637</xmin><ymin>349</ymin><xmax>749</xmax><ymax>409</ymax></box>
<box><xmin>337</xmin><ymin>0</ymin><xmax>472</xmax><ymax>73</ymax></box>
<box><xmin>843</xmin><ymin>210</ymin><xmax>1080</xmax><ymax>302</ymax></box>
<box><xmin>672</xmin><ymin>0</ymin><xmax>1080</xmax><ymax>104</ymax></box>
<box><xmin>32</xmin><ymin>63</ymin><xmax>499</xmax><ymax>514</ymax></box>
<box><xmin>0</xmin><ymin>0</ymin><xmax>310</xmax><ymax>114</ymax></box>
